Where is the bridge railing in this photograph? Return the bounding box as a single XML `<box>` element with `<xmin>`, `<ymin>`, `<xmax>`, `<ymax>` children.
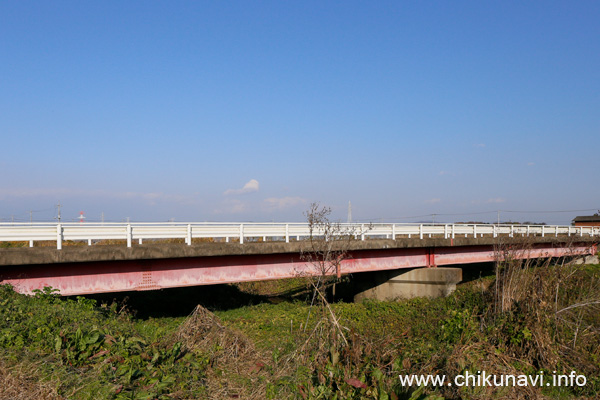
<box><xmin>0</xmin><ymin>222</ymin><xmax>598</xmax><ymax>250</ymax></box>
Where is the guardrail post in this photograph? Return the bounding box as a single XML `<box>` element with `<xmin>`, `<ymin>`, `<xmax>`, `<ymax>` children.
<box><xmin>419</xmin><ymin>224</ymin><xmax>423</xmax><ymax>239</ymax></box>
<box><xmin>568</xmin><ymin>226</ymin><xmax>571</xmax><ymax>236</ymax></box>
<box><xmin>127</xmin><ymin>224</ymin><xmax>132</xmax><ymax>248</ymax></box>
<box><xmin>580</xmin><ymin>227</ymin><xmax>583</xmax><ymax>237</ymax></box>
<box><xmin>392</xmin><ymin>224</ymin><xmax>396</xmax><ymax>240</ymax></box>
<box><xmin>555</xmin><ymin>226</ymin><xmax>558</xmax><ymax>237</ymax></box>
<box><xmin>527</xmin><ymin>225</ymin><xmax>530</xmax><ymax>237</ymax></box>
<box><xmin>473</xmin><ymin>224</ymin><xmax>477</xmax><ymax>238</ymax></box>
<box><xmin>187</xmin><ymin>224</ymin><xmax>192</xmax><ymax>246</ymax></box>
<box><xmin>285</xmin><ymin>224</ymin><xmax>289</xmax><ymax>243</ymax></box>
<box><xmin>493</xmin><ymin>225</ymin><xmax>497</xmax><ymax>238</ymax></box>
<box><xmin>240</xmin><ymin>224</ymin><xmax>244</xmax><ymax>244</ymax></box>
<box><xmin>451</xmin><ymin>224</ymin><xmax>455</xmax><ymax>239</ymax></box>
<box><xmin>57</xmin><ymin>224</ymin><xmax>63</xmax><ymax>250</ymax></box>
<box><xmin>541</xmin><ymin>225</ymin><xmax>545</xmax><ymax>237</ymax></box>
<box><xmin>88</xmin><ymin>239</ymin><xmax>92</xmax><ymax>246</ymax></box>
<box><xmin>361</xmin><ymin>224</ymin><xmax>365</xmax><ymax>241</ymax></box>
<box><xmin>444</xmin><ymin>224</ymin><xmax>448</xmax><ymax>239</ymax></box>
<box><xmin>510</xmin><ymin>225</ymin><xmax>514</xmax><ymax>238</ymax></box>
<box><xmin>29</xmin><ymin>240</ymin><xmax>34</xmax><ymax>248</ymax></box>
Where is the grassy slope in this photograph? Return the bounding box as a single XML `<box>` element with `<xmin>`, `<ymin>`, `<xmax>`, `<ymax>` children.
<box><xmin>1</xmin><ymin>264</ymin><xmax>599</xmax><ymax>399</ymax></box>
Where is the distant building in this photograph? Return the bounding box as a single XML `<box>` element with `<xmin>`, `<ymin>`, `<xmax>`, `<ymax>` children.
<box><xmin>572</xmin><ymin>214</ymin><xmax>600</xmax><ymax>227</ymax></box>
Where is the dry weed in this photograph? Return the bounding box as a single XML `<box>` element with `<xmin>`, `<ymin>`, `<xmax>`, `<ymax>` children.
<box><xmin>174</xmin><ymin>305</ymin><xmax>293</xmax><ymax>400</ymax></box>
<box><xmin>489</xmin><ymin>239</ymin><xmax>600</xmax><ymax>375</ymax></box>
<box><xmin>0</xmin><ymin>359</ymin><xmax>62</xmax><ymax>400</ymax></box>
<box><xmin>445</xmin><ymin>342</ymin><xmax>549</xmax><ymax>400</ymax></box>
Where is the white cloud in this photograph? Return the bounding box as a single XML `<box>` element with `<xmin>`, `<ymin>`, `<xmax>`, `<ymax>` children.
<box><xmin>0</xmin><ymin>188</ymin><xmax>74</xmax><ymax>198</ymax></box>
<box><xmin>425</xmin><ymin>198</ymin><xmax>441</xmax><ymax>204</ymax></box>
<box><xmin>264</xmin><ymin>196</ymin><xmax>307</xmax><ymax>210</ymax></box>
<box><xmin>213</xmin><ymin>199</ymin><xmax>248</xmax><ymax>214</ymax></box>
<box><xmin>470</xmin><ymin>197</ymin><xmax>507</xmax><ymax>205</ymax></box>
<box><xmin>486</xmin><ymin>198</ymin><xmax>506</xmax><ymax>204</ymax></box>
<box><xmin>0</xmin><ymin>188</ymin><xmax>197</xmax><ymax>206</ymax></box>
<box><xmin>223</xmin><ymin>179</ymin><xmax>260</xmax><ymax>196</ymax></box>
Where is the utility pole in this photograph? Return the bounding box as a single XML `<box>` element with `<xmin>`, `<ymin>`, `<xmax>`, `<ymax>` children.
<box><xmin>347</xmin><ymin>201</ymin><xmax>352</xmax><ymax>223</ymax></box>
<box><xmin>497</xmin><ymin>210</ymin><xmax>500</xmax><ymax>225</ymax></box>
<box><xmin>29</xmin><ymin>210</ymin><xmax>33</xmax><ymax>224</ymax></box>
<box><xmin>432</xmin><ymin>214</ymin><xmax>437</xmax><ymax>224</ymax></box>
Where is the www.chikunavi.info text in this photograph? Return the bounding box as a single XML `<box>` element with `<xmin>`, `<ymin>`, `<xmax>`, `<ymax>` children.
<box><xmin>399</xmin><ymin>371</ymin><xmax>587</xmax><ymax>388</ymax></box>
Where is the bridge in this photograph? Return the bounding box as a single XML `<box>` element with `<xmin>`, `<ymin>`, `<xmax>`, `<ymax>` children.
<box><xmin>0</xmin><ymin>222</ymin><xmax>598</xmax><ymax>299</ymax></box>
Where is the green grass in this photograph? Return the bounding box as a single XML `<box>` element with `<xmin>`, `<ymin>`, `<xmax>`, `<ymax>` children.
<box><xmin>0</xmin><ymin>285</ymin><xmax>205</xmax><ymax>399</ymax></box>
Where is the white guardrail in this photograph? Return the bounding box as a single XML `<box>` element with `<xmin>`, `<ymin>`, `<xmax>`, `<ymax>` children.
<box><xmin>0</xmin><ymin>222</ymin><xmax>598</xmax><ymax>250</ymax></box>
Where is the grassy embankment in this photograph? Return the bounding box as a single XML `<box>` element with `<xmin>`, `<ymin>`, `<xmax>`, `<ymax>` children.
<box><xmin>0</xmin><ymin>259</ymin><xmax>599</xmax><ymax>399</ymax></box>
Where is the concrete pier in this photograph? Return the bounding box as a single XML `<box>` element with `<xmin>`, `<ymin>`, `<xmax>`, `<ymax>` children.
<box><xmin>354</xmin><ymin>267</ymin><xmax>463</xmax><ymax>301</ymax></box>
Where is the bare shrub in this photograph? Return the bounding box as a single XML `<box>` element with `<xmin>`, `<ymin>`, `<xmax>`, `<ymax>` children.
<box><xmin>281</xmin><ymin>204</ymin><xmax>383</xmax><ymax>396</ymax></box>
<box><xmin>299</xmin><ymin>203</ymin><xmax>370</xmax><ymax>346</ymax></box>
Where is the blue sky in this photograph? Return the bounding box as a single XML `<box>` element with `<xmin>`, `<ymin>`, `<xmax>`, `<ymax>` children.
<box><xmin>1</xmin><ymin>1</ymin><xmax>598</xmax><ymax>224</ymax></box>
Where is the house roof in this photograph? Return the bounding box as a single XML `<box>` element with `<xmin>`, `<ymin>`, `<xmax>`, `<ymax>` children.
<box><xmin>572</xmin><ymin>215</ymin><xmax>600</xmax><ymax>223</ymax></box>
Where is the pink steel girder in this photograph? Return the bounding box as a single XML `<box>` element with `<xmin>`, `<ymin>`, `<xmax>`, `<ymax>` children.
<box><xmin>0</xmin><ymin>243</ymin><xmax>596</xmax><ymax>296</ymax></box>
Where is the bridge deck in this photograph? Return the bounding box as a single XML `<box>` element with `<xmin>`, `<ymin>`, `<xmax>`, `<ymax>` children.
<box><xmin>0</xmin><ymin>237</ymin><xmax>596</xmax><ymax>296</ymax></box>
